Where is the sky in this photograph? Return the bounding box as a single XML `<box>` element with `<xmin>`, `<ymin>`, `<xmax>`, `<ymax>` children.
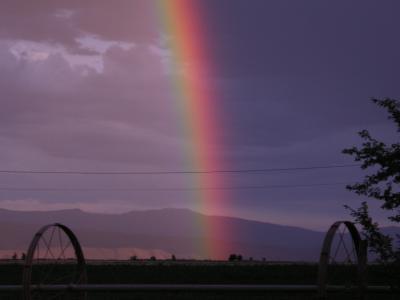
<box><xmin>0</xmin><ymin>0</ymin><xmax>399</xmax><ymax>230</ymax></box>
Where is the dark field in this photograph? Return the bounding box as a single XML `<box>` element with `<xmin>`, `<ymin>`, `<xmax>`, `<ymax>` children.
<box><xmin>0</xmin><ymin>261</ymin><xmax>399</xmax><ymax>299</ymax></box>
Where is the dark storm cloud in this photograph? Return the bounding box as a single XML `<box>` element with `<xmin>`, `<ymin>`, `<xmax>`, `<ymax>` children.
<box><xmin>201</xmin><ymin>0</ymin><xmax>400</xmax><ymax>146</ymax></box>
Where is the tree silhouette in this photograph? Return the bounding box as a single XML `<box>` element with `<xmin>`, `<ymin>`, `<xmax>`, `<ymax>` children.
<box><xmin>228</xmin><ymin>254</ymin><xmax>243</xmax><ymax>261</ymax></box>
<box><xmin>228</xmin><ymin>254</ymin><xmax>237</xmax><ymax>261</ymax></box>
<box><xmin>343</xmin><ymin>98</ymin><xmax>400</xmax><ymax>261</ymax></box>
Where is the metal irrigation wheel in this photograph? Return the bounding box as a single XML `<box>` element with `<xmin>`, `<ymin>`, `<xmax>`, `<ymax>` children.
<box><xmin>22</xmin><ymin>223</ymin><xmax>87</xmax><ymax>300</ymax></box>
<box><xmin>317</xmin><ymin>221</ymin><xmax>367</xmax><ymax>299</ymax></box>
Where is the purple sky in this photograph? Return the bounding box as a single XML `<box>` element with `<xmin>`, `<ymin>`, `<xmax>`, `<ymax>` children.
<box><xmin>0</xmin><ymin>0</ymin><xmax>399</xmax><ymax>230</ymax></box>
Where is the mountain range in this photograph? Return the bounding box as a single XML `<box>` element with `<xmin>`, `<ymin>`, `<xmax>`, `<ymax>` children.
<box><xmin>0</xmin><ymin>208</ymin><xmax>397</xmax><ymax>261</ymax></box>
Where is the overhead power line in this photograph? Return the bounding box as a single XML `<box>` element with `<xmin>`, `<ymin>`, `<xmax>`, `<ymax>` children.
<box><xmin>0</xmin><ymin>182</ymin><xmax>348</xmax><ymax>192</ymax></box>
<box><xmin>0</xmin><ymin>164</ymin><xmax>360</xmax><ymax>175</ymax></box>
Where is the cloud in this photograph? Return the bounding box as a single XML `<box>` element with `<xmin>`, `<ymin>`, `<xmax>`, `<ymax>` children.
<box><xmin>0</xmin><ymin>39</ymin><xmax>190</xmax><ymax>165</ymax></box>
<box><xmin>0</xmin><ymin>199</ymin><xmax>139</xmax><ymax>213</ymax></box>
<box><xmin>7</xmin><ymin>34</ymin><xmax>135</xmax><ymax>72</ymax></box>
<box><xmin>0</xmin><ymin>0</ymin><xmax>158</xmax><ymax>53</ymax></box>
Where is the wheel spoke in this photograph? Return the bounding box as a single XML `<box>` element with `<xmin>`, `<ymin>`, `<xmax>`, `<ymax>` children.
<box><xmin>339</xmin><ymin>228</ymin><xmax>352</xmax><ymax>263</ymax></box>
<box><xmin>41</xmin><ymin>228</ymin><xmax>57</xmax><ymax>260</ymax></box>
<box><xmin>332</xmin><ymin>232</ymin><xmax>344</xmax><ymax>262</ymax></box>
<box><xmin>58</xmin><ymin>227</ymin><xmax>64</xmax><ymax>259</ymax></box>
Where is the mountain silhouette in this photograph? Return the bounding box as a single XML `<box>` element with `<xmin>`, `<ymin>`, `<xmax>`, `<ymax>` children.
<box><xmin>0</xmin><ymin>208</ymin><xmax>398</xmax><ymax>261</ymax></box>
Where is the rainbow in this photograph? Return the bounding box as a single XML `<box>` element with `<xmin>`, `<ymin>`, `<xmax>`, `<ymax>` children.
<box><xmin>156</xmin><ymin>0</ymin><xmax>230</xmax><ymax>259</ymax></box>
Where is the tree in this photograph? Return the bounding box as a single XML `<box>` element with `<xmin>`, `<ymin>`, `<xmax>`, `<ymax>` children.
<box><xmin>228</xmin><ymin>253</ymin><xmax>243</xmax><ymax>261</ymax></box>
<box><xmin>343</xmin><ymin>98</ymin><xmax>400</xmax><ymax>262</ymax></box>
<box><xmin>228</xmin><ymin>254</ymin><xmax>237</xmax><ymax>261</ymax></box>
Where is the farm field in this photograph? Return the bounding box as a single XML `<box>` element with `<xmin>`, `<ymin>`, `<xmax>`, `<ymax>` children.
<box><xmin>0</xmin><ymin>261</ymin><xmax>399</xmax><ymax>299</ymax></box>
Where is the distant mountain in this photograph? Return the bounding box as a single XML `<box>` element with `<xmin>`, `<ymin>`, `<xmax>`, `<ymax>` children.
<box><xmin>0</xmin><ymin>208</ymin><xmax>397</xmax><ymax>261</ymax></box>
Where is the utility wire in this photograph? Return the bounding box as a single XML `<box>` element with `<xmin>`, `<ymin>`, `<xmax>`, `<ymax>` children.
<box><xmin>0</xmin><ymin>164</ymin><xmax>360</xmax><ymax>175</ymax></box>
<box><xmin>0</xmin><ymin>182</ymin><xmax>348</xmax><ymax>192</ymax></box>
